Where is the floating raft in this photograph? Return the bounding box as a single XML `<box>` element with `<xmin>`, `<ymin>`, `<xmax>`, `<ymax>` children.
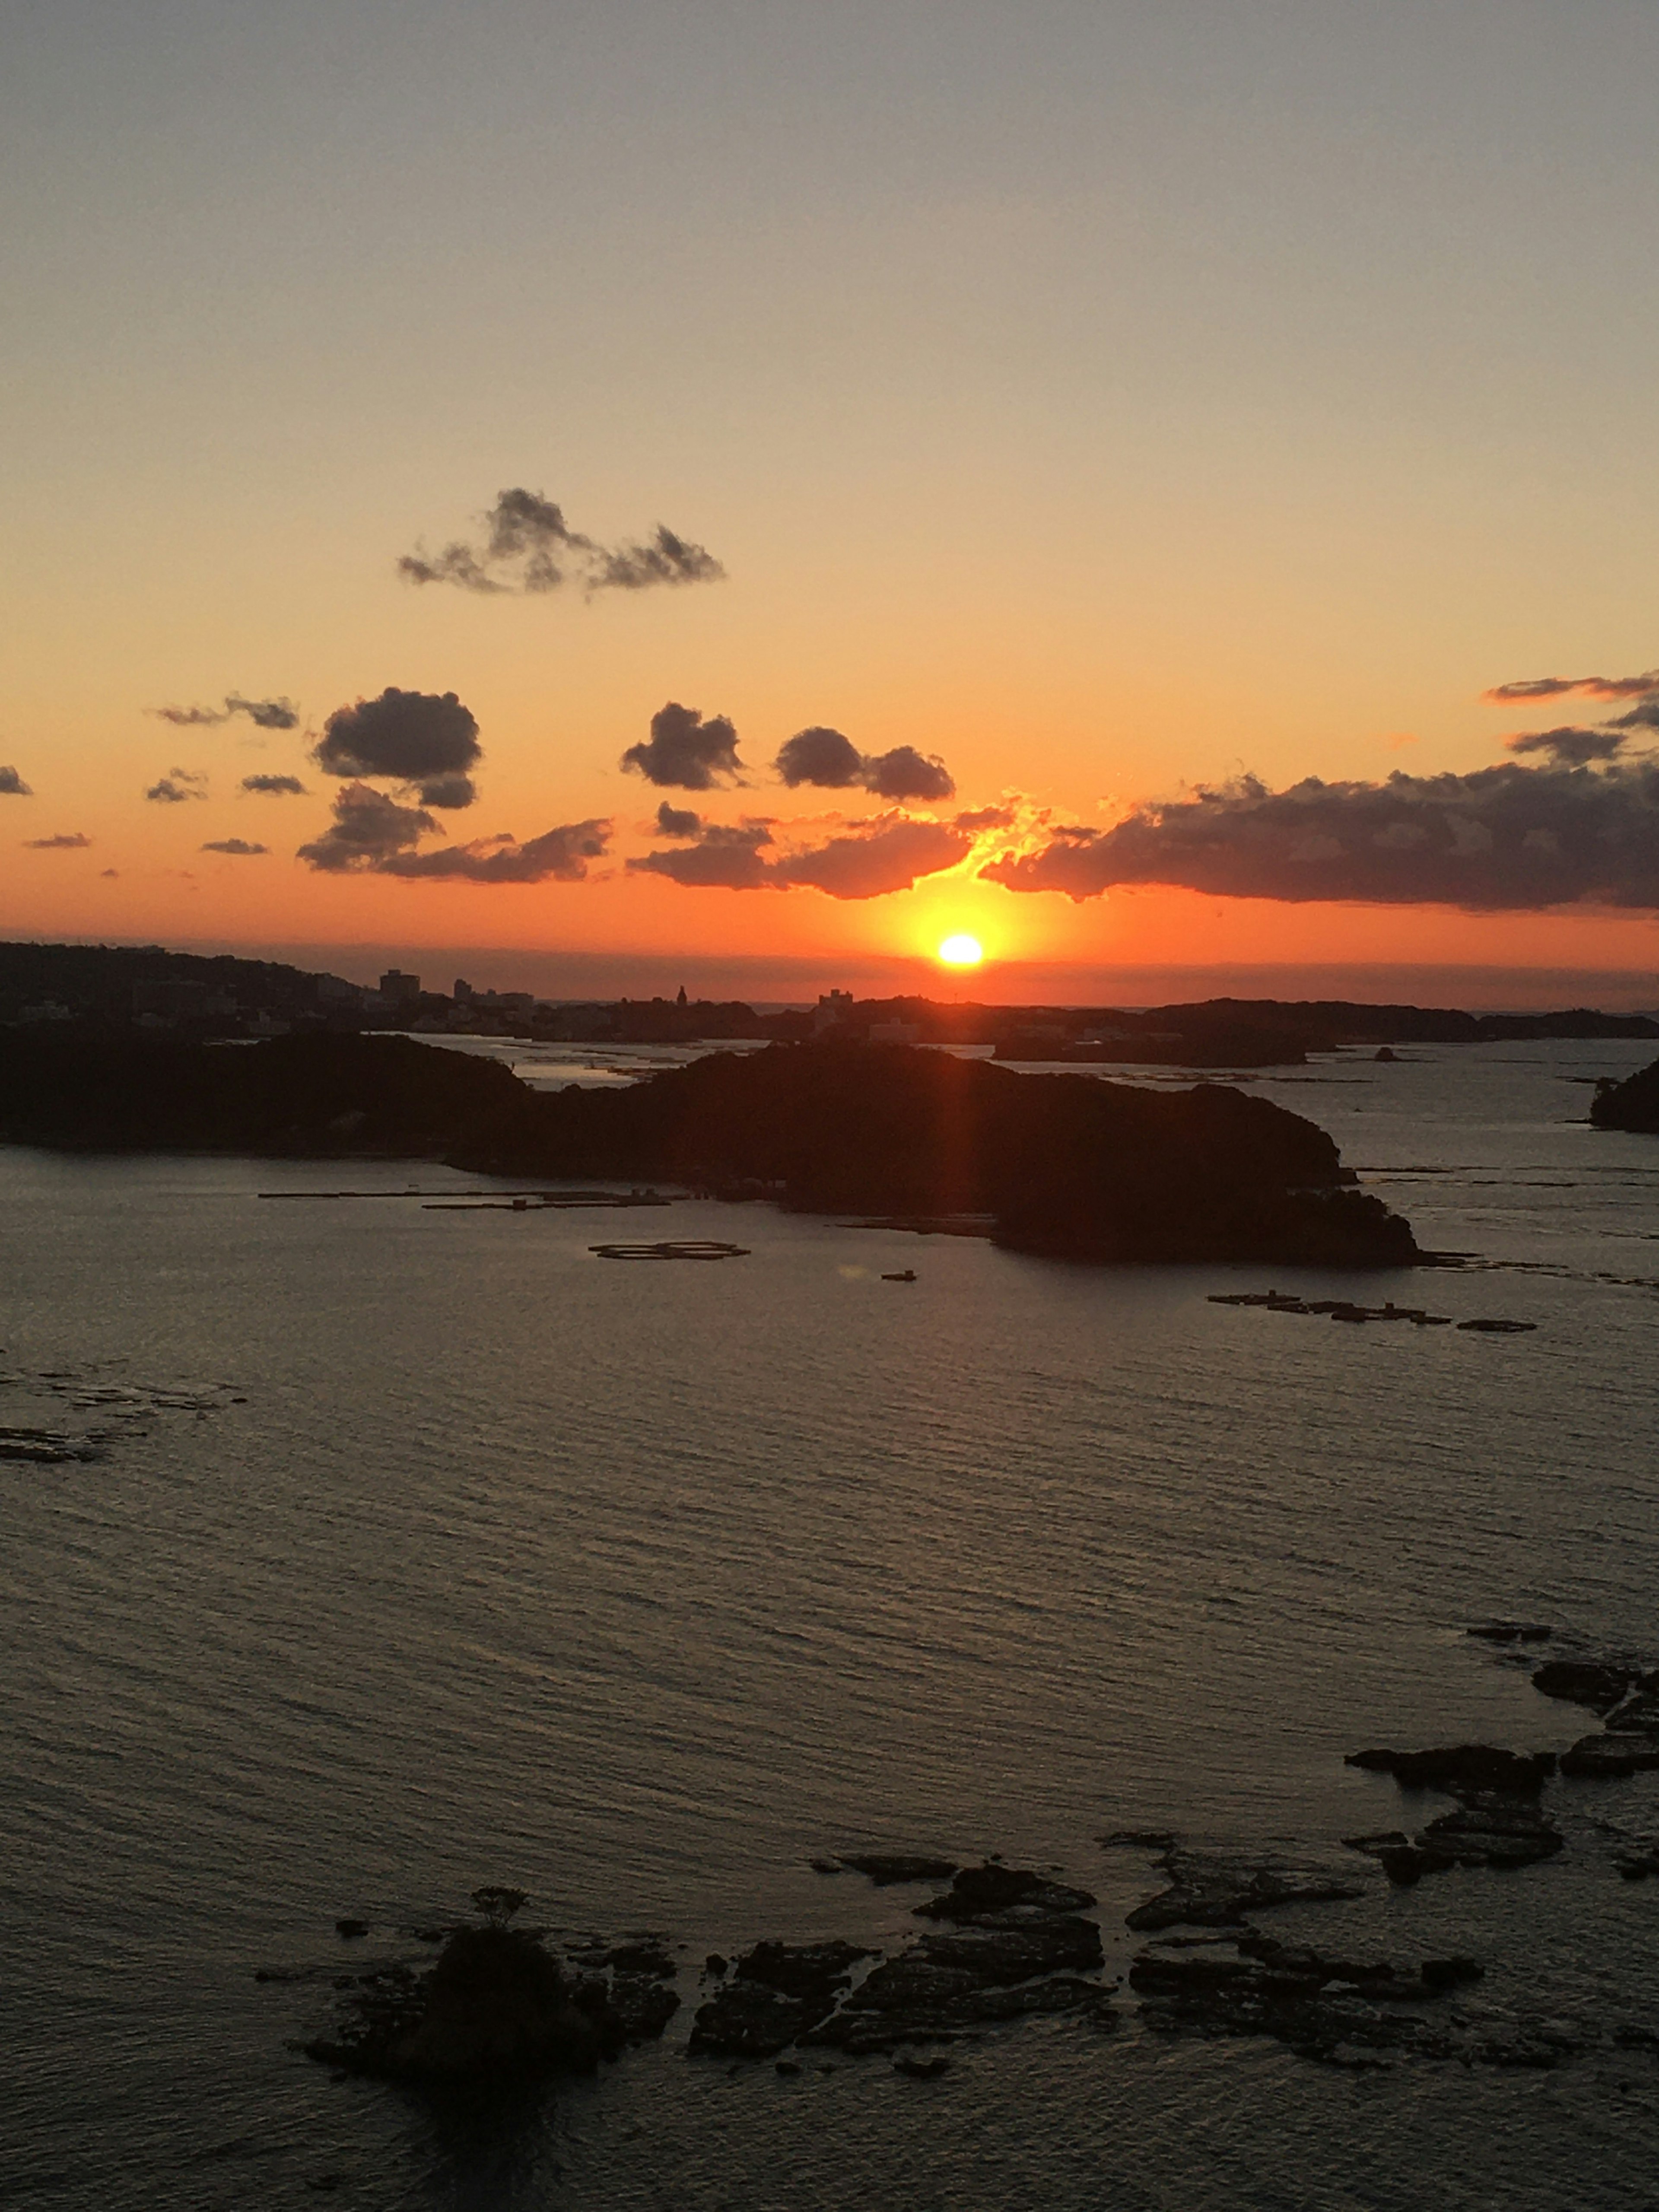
<box><xmin>1208</xmin><ymin>1292</ymin><xmax>1535</xmax><ymax>1332</ymax></box>
<box><xmin>590</xmin><ymin>1239</ymin><xmax>750</xmax><ymax>1262</ymax></box>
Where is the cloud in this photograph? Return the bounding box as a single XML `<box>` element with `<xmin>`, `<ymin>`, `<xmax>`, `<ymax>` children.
<box><xmin>954</xmin><ymin>803</ymin><xmax>1016</xmax><ymax>831</ymax></box>
<box><xmin>373</xmin><ymin>821</ymin><xmax>611</xmax><ymax>884</ymax></box>
<box><xmin>655</xmin><ymin>801</ymin><xmax>703</xmax><ymax>837</ymax></box>
<box><xmin>296</xmin><ymin>783</ymin><xmax>438</xmax><ymax>871</ymax></box>
<box><xmin>861</xmin><ymin>745</ymin><xmax>955</xmax><ymax>802</ymax></box>
<box><xmin>0</xmin><ymin>766</ymin><xmax>32</xmax><ymax>796</ymax></box>
<box><xmin>980</xmin><ymin>759</ymin><xmax>1659</xmax><ymax>911</ymax></box>
<box><xmin>775</xmin><ymin>817</ymin><xmax>971</xmax><ymax>898</ymax></box>
<box><xmin>629</xmin><ymin>814</ymin><xmax>971</xmax><ymax>900</ymax></box>
<box><xmin>297</xmin><ymin>781</ymin><xmax>607</xmax><ymax>883</ymax></box>
<box><xmin>314</xmin><ymin>688</ymin><xmax>481</xmax><ymax>805</ymax></box>
<box><xmin>1486</xmin><ymin>671</ymin><xmax>1659</xmax><ymax>703</ymax></box>
<box><xmin>153</xmin><ymin>694</ymin><xmax>299</xmax><ymax>730</ymax></box>
<box><xmin>775</xmin><ymin>726</ymin><xmax>864</xmax><ymax>788</ymax></box>
<box><xmin>398</xmin><ymin>487</ymin><xmax>725</xmax><ymax>598</ymax></box>
<box><xmin>1504</xmin><ymin>725</ymin><xmax>1629</xmax><ymax>766</ymax></box>
<box><xmin>621</xmin><ymin>701</ymin><xmax>744</xmax><ymax>789</ymax></box>
<box><xmin>24</xmin><ymin>832</ymin><xmax>90</xmax><ymax>849</ymax></box>
<box><xmin>202</xmin><ymin>838</ymin><xmax>268</xmax><ymax>856</ymax></box>
<box><xmin>772</xmin><ymin>725</ymin><xmax>956</xmax><ymax>802</ymax></box>
<box><xmin>145</xmin><ymin>768</ymin><xmax>209</xmax><ymax>803</ymax></box>
<box><xmin>241</xmin><ymin>773</ymin><xmax>308</xmax><ymax>796</ymax></box>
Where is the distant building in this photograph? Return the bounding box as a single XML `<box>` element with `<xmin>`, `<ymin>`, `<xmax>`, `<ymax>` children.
<box><xmin>379</xmin><ymin>969</ymin><xmax>421</xmax><ymax>1005</ymax></box>
<box><xmin>813</xmin><ymin>989</ymin><xmax>855</xmax><ymax>1034</ymax></box>
<box><xmin>453</xmin><ymin>977</ymin><xmax>474</xmax><ymax>1002</ymax></box>
<box><xmin>868</xmin><ymin>1020</ymin><xmax>920</xmax><ymax>1046</ymax></box>
<box><xmin>677</xmin><ymin>985</ymin><xmax>688</xmax><ymax>1006</ymax></box>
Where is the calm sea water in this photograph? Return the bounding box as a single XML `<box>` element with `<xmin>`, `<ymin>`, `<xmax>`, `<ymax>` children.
<box><xmin>4</xmin><ymin>1039</ymin><xmax>1659</xmax><ymax>2211</ymax></box>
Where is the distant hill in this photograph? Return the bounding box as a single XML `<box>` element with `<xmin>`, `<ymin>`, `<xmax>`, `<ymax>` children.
<box><xmin>0</xmin><ymin>940</ymin><xmax>361</xmax><ymax>1026</ymax></box>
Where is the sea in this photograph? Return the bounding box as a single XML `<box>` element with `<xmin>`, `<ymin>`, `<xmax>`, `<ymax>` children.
<box><xmin>4</xmin><ymin>1036</ymin><xmax>1659</xmax><ymax>2212</ymax></box>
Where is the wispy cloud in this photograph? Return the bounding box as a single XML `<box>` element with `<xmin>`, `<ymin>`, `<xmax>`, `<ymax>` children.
<box><xmin>145</xmin><ymin>767</ymin><xmax>209</xmax><ymax>803</ymax></box>
<box><xmin>241</xmin><ymin>773</ymin><xmax>308</xmax><ymax>796</ymax></box>
<box><xmin>629</xmin><ymin>812</ymin><xmax>972</xmax><ymax>900</ymax></box>
<box><xmin>1485</xmin><ymin>671</ymin><xmax>1659</xmax><ymax>703</ymax></box>
<box><xmin>296</xmin><ymin>781</ymin><xmax>608</xmax><ymax>883</ymax></box>
<box><xmin>202</xmin><ymin>838</ymin><xmax>268</xmax><ymax>856</ymax></box>
<box><xmin>398</xmin><ymin>487</ymin><xmax>725</xmax><ymax>598</ymax></box>
<box><xmin>152</xmin><ymin>694</ymin><xmax>299</xmax><ymax>730</ymax></box>
<box><xmin>24</xmin><ymin>831</ymin><xmax>90</xmax><ymax>849</ymax></box>
<box><xmin>0</xmin><ymin>766</ymin><xmax>32</xmax><ymax>796</ymax></box>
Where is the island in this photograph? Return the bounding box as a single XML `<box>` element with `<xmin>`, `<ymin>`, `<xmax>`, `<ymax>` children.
<box><xmin>1589</xmin><ymin>1056</ymin><xmax>1659</xmax><ymax>1134</ymax></box>
<box><xmin>0</xmin><ymin>1029</ymin><xmax>1420</xmax><ymax>1266</ymax></box>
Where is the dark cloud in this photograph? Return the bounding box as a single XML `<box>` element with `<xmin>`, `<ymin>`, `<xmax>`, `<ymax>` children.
<box><xmin>241</xmin><ymin>773</ymin><xmax>308</xmax><ymax>796</ymax></box>
<box><xmin>153</xmin><ymin>694</ymin><xmax>299</xmax><ymax>730</ymax></box>
<box><xmin>621</xmin><ymin>701</ymin><xmax>744</xmax><ymax>790</ymax></box>
<box><xmin>775</xmin><ymin>726</ymin><xmax>864</xmax><ymax>788</ymax></box>
<box><xmin>655</xmin><ymin>801</ymin><xmax>703</xmax><ymax>837</ymax></box>
<box><xmin>24</xmin><ymin>832</ymin><xmax>91</xmax><ymax>849</ymax></box>
<box><xmin>100</xmin><ymin>868</ymin><xmax>118</xmax><ymax>878</ymax></box>
<box><xmin>954</xmin><ymin>803</ymin><xmax>1016</xmax><ymax>831</ymax></box>
<box><xmin>0</xmin><ymin>766</ymin><xmax>32</xmax><ymax>796</ymax></box>
<box><xmin>629</xmin><ymin>814</ymin><xmax>970</xmax><ymax>900</ymax></box>
<box><xmin>296</xmin><ymin>784</ymin><xmax>438</xmax><ymax>871</ymax></box>
<box><xmin>398</xmin><ymin>488</ymin><xmax>725</xmax><ymax>598</ymax></box>
<box><xmin>1486</xmin><ymin>671</ymin><xmax>1659</xmax><ymax>703</ymax></box>
<box><xmin>1611</xmin><ymin>697</ymin><xmax>1659</xmax><ymax>732</ymax></box>
<box><xmin>202</xmin><ymin>838</ymin><xmax>268</xmax><ymax>856</ymax></box>
<box><xmin>297</xmin><ymin>782</ymin><xmax>607</xmax><ymax>884</ymax></box>
<box><xmin>628</xmin><ymin>822</ymin><xmax>775</xmax><ymax>891</ymax></box>
<box><xmin>772</xmin><ymin>726</ymin><xmax>956</xmax><ymax>802</ymax></box>
<box><xmin>374</xmin><ymin>822</ymin><xmax>610</xmax><ymax>884</ymax></box>
<box><xmin>145</xmin><ymin>768</ymin><xmax>209</xmax><ymax>803</ymax></box>
<box><xmin>981</xmin><ymin>760</ymin><xmax>1659</xmax><ymax>911</ymax></box>
<box><xmin>774</xmin><ymin>818</ymin><xmax>970</xmax><ymax>899</ymax></box>
<box><xmin>588</xmin><ymin>526</ymin><xmax>725</xmax><ymax>592</ymax></box>
<box><xmin>1504</xmin><ymin>725</ymin><xmax>1628</xmax><ymax>766</ymax></box>
<box><xmin>862</xmin><ymin>745</ymin><xmax>955</xmax><ymax>802</ymax></box>
<box><xmin>314</xmin><ymin>689</ymin><xmax>481</xmax><ymax>804</ymax></box>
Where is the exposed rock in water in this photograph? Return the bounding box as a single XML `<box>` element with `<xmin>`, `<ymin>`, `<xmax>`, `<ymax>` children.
<box><xmin>1467</xmin><ymin>1621</ymin><xmax>1553</xmax><ymax>1644</ymax></box>
<box><xmin>302</xmin><ymin>1926</ymin><xmax>644</xmax><ymax>2084</ymax></box>
<box><xmin>1560</xmin><ymin>1735</ymin><xmax>1659</xmax><ymax>1780</ymax></box>
<box><xmin>1125</xmin><ymin>1849</ymin><xmax>1366</xmax><ymax>1933</ymax></box>
<box><xmin>1344</xmin><ymin>1745</ymin><xmax>1556</xmax><ymax>1798</ymax></box>
<box><xmin>838</xmin><ymin>1853</ymin><xmax>960</xmax><ymax>1886</ymax></box>
<box><xmin>1418</xmin><ymin>1796</ymin><xmax>1564</xmax><ymax>1869</ymax></box>
<box><xmin>687</xmin><ymin>1940</ymin><xmax>870</xmax><ymax>2058</ymax></box>
<box><xmin>1532</xmin><ymin>1659</ymin><xmax>1652</xmax><ymax>1713</ymax></box>
<box><xmin>912</xmin><ymin>1862</ymin><xmax>1096</xmax><ymax>1921</ymax></box>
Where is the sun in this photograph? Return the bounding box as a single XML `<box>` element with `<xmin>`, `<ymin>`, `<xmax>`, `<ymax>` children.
<box><xmin>937</xmin><ymin>933</ymin><xmax>984</xmax><ymax>969</ymax></box>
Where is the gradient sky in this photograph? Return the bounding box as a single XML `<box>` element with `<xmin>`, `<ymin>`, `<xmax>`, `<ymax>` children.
<box><xmin>4</xmin><ymin>0</ymin><xmax>1657</xmax><ymax>998</ymax></box>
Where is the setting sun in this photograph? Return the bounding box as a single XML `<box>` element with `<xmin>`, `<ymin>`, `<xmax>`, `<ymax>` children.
<box><xmin>938</xmin><ymin>933</ymin><xmax>984</xmax><ymax>969</ymax></box>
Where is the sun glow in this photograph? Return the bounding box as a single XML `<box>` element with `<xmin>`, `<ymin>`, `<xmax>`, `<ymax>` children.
<box><xmin>937</xmin><ymin>933</ymin><xmax>984</xmax><ymax>969</ymax></box>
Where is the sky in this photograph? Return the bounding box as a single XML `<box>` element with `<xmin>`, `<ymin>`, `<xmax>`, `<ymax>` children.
<box><xmin>3</xmin><ymin>0</ymin><xmax>1658</xmax><ymax>1003</ymax></box>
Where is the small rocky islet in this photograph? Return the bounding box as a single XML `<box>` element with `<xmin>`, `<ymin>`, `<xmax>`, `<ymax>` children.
<box><xmin>277</xmin><ymin>1630</ymin><xmax>1659</xmax><ymax>2097</ymax></box>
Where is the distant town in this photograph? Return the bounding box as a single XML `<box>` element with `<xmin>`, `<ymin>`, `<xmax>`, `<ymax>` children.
<box><xmin>1</xmin><ymin>939</ymin><xmax>1654</xmax><ymax>1064</ymax></box>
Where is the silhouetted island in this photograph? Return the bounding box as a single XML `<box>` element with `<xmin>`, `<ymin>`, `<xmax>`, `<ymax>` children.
<box><xmin>1589</xmin><ymin>1056</ymin><xmax>1659</xmax><ymax>1133</ymax></box>
<box><xmin>0</xmin><ymin>1029</ymin><xmax>1419</xmax><ymax>1264</ymax></box>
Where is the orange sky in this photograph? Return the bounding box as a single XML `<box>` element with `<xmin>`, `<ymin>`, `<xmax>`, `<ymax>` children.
<box><xmin>4</xmin><ymin>3</ymin><xmax>1657</xmax><ymax>1002</ymax></box>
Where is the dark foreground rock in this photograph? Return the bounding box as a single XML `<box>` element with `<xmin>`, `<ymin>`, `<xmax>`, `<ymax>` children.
<box><xmin>1125</xmin><ymin>1849</ymin><xmax>1367</xmax><ymax>1933</ymax></box>
<box><xmin>912</xmin><ymin>1862</ymin><xmax>1096</xmax><ymax>1921</ymax></box>
<box><xmin>838</xmin><ymin>1853</ymin><xmax>960</xmax><ymax>1886</ymax></box>
<box><xmin>687</xmin><ymin>1941</ymin><xmax>870</xmax><ymax>2057</ymax></box>
<box><xmin>1344</xmin><ymin>1745</ymin><xmax>1556</xmax><ymax>1798</ymax></box>
<box><xmin>302</xmin><ymin>1926</ymin><xmax>669</xmax><ymax>2084</ymax></box>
